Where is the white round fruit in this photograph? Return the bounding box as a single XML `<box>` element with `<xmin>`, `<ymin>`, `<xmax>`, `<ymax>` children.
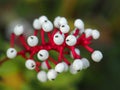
<box><xmin>62</xmin><ymin>62</ymin><xmax>68</xmax><ymax>72</ymax></box>
<box><xmin>81</xmin><ymin>58</ymin><xmax>90</xmax><ymax>69</ymax></box>
<box><xmin>59</xmin><ymin>17</ymin><xmax>68</xmax><ymax>26</ymax></box>
<box><xmin>37</xmin><ymin>71</ymin><xmax>47</xmax><ymax>82</ymax></box>
<box><xmin>69</xmin><ymin>64</ymin><xmax>77</xmax><ymax>74</ymax></box>
<box><xmin>60</xmin><ymin>24</ymin><xmax>70</xmax><ymax>33</ymax></box>
<box><xmin>85</xmin><ymin>28</ymin><xmax>92</xmax><ymax>38</ymax></box>
<box><xmin>25</xmin><ymin>59</ymin><xmax>36</xmax><ymax>70</ymax></box>
<box><xmin>53</xmin><ymin>32</ymin><xmax>64</xmax><ymax>45</ymax></box>
<box><xmin>37</xmin><ymin>49</ymin><xmax>49</xmax><ymax>61</ymax></box>
<box><xmin>92</xmin><ymin>30</ymin><xmax>100</xmax><ymax>39</ymax></box>
<box><xmin>54</xmin><ymin>16</ymin><xmax>61</xmax><ymax>28</ymax></box>
<box><xmin>27</xmin><ymin>35</ymin><xmax>39</xmax><ymax>47</ymax></box>
<box><xmin>47</xmin><ymin>69</ymin><xmax>57</xmax><ymax>81</ymax></box>
<box><xmin>6</xmin><ymin>48</ymin><xmax>17</xmax><ymax>59</ymax></box>
<box><xmin>66</xmin><ymin>35</ymin><xmax>77</xmax><ymax>46</ymax></box>
<box><xmin>72</xmin><ymin>59</ymin><xmax>83</xmax><ymax>71</ymax></box>
<box><xmin>14</xmin><ymin>25</ymin><xmax>24</xmax><ymax>36</ymax></box>
<box><xmin>91</xmin><ymin>50</ymin><xmax>103</xmax><ymax>62</ymax></box>
<box><xmin>55</xmin><ymin>62</ymin><xmax>65</xmax><ymax>73</ymax></box>
<box><xmin>74</xmin><ymin>19</ymin><xmax>84</xmax><ymax>33</ymax></box>
<box><xmin>42</xmin><ymin>20</ymin><xmax>53</xmax><ymax>32</ymax></box>
<box><xmin>33</xmin><ymin>19</ymin><xmax>41</xmax><ymax>30</ymax></box>
<box><xmin>39</xmin><ymin>15</ymin><xmax>48</xmax><ymax>25</ymax></box>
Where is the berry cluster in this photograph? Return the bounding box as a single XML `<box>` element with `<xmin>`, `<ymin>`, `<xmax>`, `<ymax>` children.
<box><xmin>6</xmin><ymin>16</ymin><xmax>103</xmax><ymax>82</ymax></box>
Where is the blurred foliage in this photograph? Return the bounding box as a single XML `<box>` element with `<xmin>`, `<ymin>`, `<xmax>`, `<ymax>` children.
<box><xmin>0</xmin><ymin>0</ymin><xmax>120</xmax><ymax>90</ymax></box>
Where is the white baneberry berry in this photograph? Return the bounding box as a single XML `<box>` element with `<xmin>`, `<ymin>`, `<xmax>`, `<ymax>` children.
<box><xmin>60</xmin><ymin>24</ymin><xmax>70</xmax><ymax>33</ymax></box>
<box><xmin>66</xmin><ymin>35</ymin><xmax>77</xmax><ymax>46</ymax></box>
<box><xmin>39</xmin><ymin>15</ymin><xmax>48</xmax><ymax>25</ymax></box>
<box><xmin>91</xmin><ymin>50</ymin><xmax>103</xmax><ymax>62</ymax></box>
<box><xmin>59</xmin><ymin>17</ymin><xmax>68</xmax><ymax>26</ymax></box>
<box><xmin>55</xmin><ymin>62</ymin><xmax>65</xmax><ymax>73</ymax></box>
<box><xmin>33</xmin><ymin>19</ymin><xmax>41</xmax><ymax>30</ymax></box>
<box><xmin>37</xmin><ymin>71</ymin><xmax>47</xmax><ymax>82</ymax></box>
<box><xmin>47</xmin><ymin>69</ymin><xmax>57</xmax><ymax>81</ymax></box>
<box><xmin>62</xmin><ymin>62</ymin><xmax>68</xmax><ymax>72</ymax></box>
<box><xmin>42</xmin><ymin>20</ymin><xmax>53</xmax><ymax>32</ymax></box>
<box><xmin>92</xmin><ymin>30</ymin><xmax>100</xmax><ymax>39</ymax></box>
<box><xmin>81</xmin><ymin>58</ymin><xmax>90</xmax><ymax>69</ymax></box>
<box><xmin>14</xmin><ymin>25</ymin><xmax>24</xmax><ymax>36</ymax></box>
<box><xmin>37</xmin><ymin>50</ymin><xmax>49</xmax><ymax>61</ymax></box>
<box><xmin>74</xmin><ymin>19</ymin><xmax>84</xmax><ymax>33</ymax></box>
<box><xmin>27</xmin><ymin>35</ymin><xmax>39</xmax><ymax>47</ymax></box>
<box><xmin>69</xmin><ymin>64</ymin><xmax>78</xmax><ymax>74</ymax></box>
<box><xmin>54</xmin><ymin>16</ymin><xmax>61</xmax><ymax>28</ymax></box>
<box><xmin>53</xmin><ymin>32</ymin><xmax>64</xmax><ymax>45</ymax></box>
<box><xmin>72</xmin><ymin>59</ymin><xmax>83</xmax><ymax>71</ymax></box>
<box><xmin>25</xmin><ymin>59</ymin><xmax>36</xmax><ymax>70</ymax></box>
<box><xmin>6</xmin><ymin>48</ymin><xmax>17</xmax><ymax>59</ymax></box>
<box><xmin>85</xmin><ymin>28</ymin><xmax>92</xmax><ymax>38</ymax></box>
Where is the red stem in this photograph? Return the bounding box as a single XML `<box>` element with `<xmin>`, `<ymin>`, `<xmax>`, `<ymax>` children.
<box><xmin>41</xmin><ymin>29</ymin><xmax>46</xmax><ymax>45</ymax></box>
<box><xmin>17</xmin><ymin>50</ymin><xmax>28</xmax><ymax>59</ymax></box>
<box><xmin>45</xmin><ymin>60</ymin><xmax>51</xmax><ymax>69</ymax></box>
<box><xmin>73</xmin><ymin>29</ymin><xmax>80</xmax><ymax>36</ymax></box>
<box><xmin>83</xmin><ymin>45</ymin><xmax>94</xmax><ymax>53</ymax></box>
<box><xmin>71</xmin><ymin>46</ymin><xmax>81</xmax><ymax>59</ymax></box>
<box><xmin>63</xmin><ymin>57</ymin><xmax>71</xmax><ymax>65</ymax></box>
<box><xmin>10</xmin><ymin>33</ymin><xmax>15</xmax><ymax>47</ymax></box>
<box><xmin>19</xmin><ymin>35</ymin><xmax>30</xmax><ymax>50</ymax></box>
<box><xmin>48</xmin><ymin>56</ymin><xmax>58</xmax><ymax>65</ymax></box>
<box><xmin>35</xmin><ymin>61</ymin><xmax>41</xmax><ymax>72</ymax></box>
<box><xmin>87</xmin><ymin>36</ymin><xmax>93</xmax><ymax>41</ymax></box>
<box><xmin>34</xmin><ymin>30</ymin><xmax>39</xmax><ymax>36</ymax></box>
<box><xmin>58</xmin><ymin>47</ymin><xmax>64</xmax><ymax>62</ymax></box>
<box><xmin>47</xmin><ymin>32</ymin><xmax>52</xmax><ymax>43</ymax></box>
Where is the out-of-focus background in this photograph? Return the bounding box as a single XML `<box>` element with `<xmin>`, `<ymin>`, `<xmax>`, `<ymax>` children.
<box><xmin>0</xmin><ymin>0</ymin><xmax>120</xmax><ymax>90</ymax></box>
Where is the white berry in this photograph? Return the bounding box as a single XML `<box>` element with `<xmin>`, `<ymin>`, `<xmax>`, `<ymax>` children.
<box><xmin>55</xmin><ymin>62</ymin><xmax>65</xmax><ymax>73</ymax></box>
<box><xmin>91</xmin><ymin>50</ymin><xmax>103</xmax><ymax>62</ymax></box>
<box><xmin>6</xmin><ymin>48</ymin><xmax>17</xmax><ymax>59</ymax></box>
<box><xmin>60</xmin><ymin>24</ymin><xmax>70</xmax><ymax>33</ymax></box>
<box><xmin>92</xmin><ymin>30</ymin><xmax>100</xmax><ymax>39</ymax></box>
<box><xmin>25</xmin><ymin>59</ymin><xmax>36</xmax><ymax>70</ymax></box>
<box><xmin>66</xmin><ymin>35</ymin><xmax>77</xmax><ymax>46</ymax></box>
<box><xmin>53</xmin><ymin>32</ymin><xmax>64</xmax><ymax>45</ymax></box>
<box><xmin>54</xmin><ymin>16</ymin><xmax>61</xmax><ymax>28</ymax></box>
<box><xmin>14</xmin><ymin>25</ymin><xmax>24</xmax><ymax>36</ymax></box>
<box><xmin>39</xmin><ymin>15</ymin><xmax>48</xmax><ymax>25</ymax></box>
<box><xmin>74</xmin><ymin>19</ymin><xmax>84</xmax><ymax>33</ymax></box>
<box><xmin>37</xmin><ymin>49</ymin><xmax>49</xmax><ymax>61</ymax></box>
<box><xmin>81</xmin><ymin>58</ymin><xmax>90</xmax><ymax>69</ymax></box>
<box><xmin>47</xmin><ymin>69</ymin><xmax>57</xmax><ymax>80</ymax></box>
<box><xmin>72</xmin><ymin>59</ymin><xmax>83</xmax><ymax>71</ymax></box>
<box><xmin>37</xmin><ymin>71</ymin><xmax>47</xmax><ymax>82</ymax></box>
<box><xmin>33</xmin><ymin>19</ymin><xmax>41</xmax><ymax>30</ymax></box>
<box><xmin>62</xmin><ymin>62</ymin><xmax>68</xmax><ymax>72</ymax></box>
<box><xmin>42</xmin><ymin>20</ymin><xmax>53</xmax><ymax>32</ymax></box>
<box><xmin>85</xmin><ymin>28</ymin><xmax>92</xmax><ymax>38</ymax></box>
<box><xmin>69</xmin><ymin>64</ymin><xmax>77</xmax><ymax>74</ymax></box>
<box><xmin>27</xmin><ymin>35</ymin><xmax>39</xmax><ymax>47</ymax></box>
<box><xmin>41</xmin><ymin>61</ymin><xmax>48</xmax><ymax>70</ymax></box>
<box><xmin>59</xmin><ymin>17</ymin><xmax>68</xmax><ymax>26</ymax></box>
